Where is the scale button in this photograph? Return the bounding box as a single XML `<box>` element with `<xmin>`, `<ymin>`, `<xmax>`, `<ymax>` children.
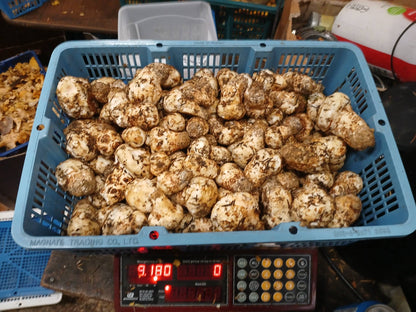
<box><xmin>296</xmin><ymin>292</ymin><xmax>308</xmax><ymax>303</ymax></box>
<box><xmin>286</xmin><ymin>258</ymin><xmax>296</xmax><ymax>268</ymax></box>
<box><xmin>261</xmin><ymin>292</ymin><xmax>271</xmax><ymax>302</ymax></box>
<box><xmin>285</xmin><ymin>280</ymin><xmax>295</xmax><ymax>291</ymax></box>
<box><xmin>261</xmin><ymin>269</ymin><xmax>271</xmax><ymax>280</ymax></box>
<box><xmin>273</xmin><ymin>269</ymin><xmax>283</xmax><ymax>279</ymax></box>
<box><xmin>285</xmin><ymin>269</ymin><xmax>296</xmax><ymax>279</ymax></box>
<box><xmin>297</xmin><ymin>280</ymin><xmax>307</xmax><ymax>291</ymax></box>
<box><xmin>284</xmin><ymin>292</ymin><xmax>296</xmax><ymax>303</ymax></box>
<box><xmin>237</xmin><ymin>269</ymin><xmax>248</xmax><ymax>280</ymax></box>
<box><xmin>273</xmin><ymin>258</ymin><xmax>283</xmax><ymax>268</ymax></box>
<box><xmin>249</xmin><ymin>269</ymin><xmax>260</xmax><ymax>279</ymax></box>
<box><xmin>249</xmin><ymin>292</ymin><xmax>259</xmax><ymax>303</ymax></box>
<box><xmin>249</xmin><ymin>257</ymin><xmax>260</xmax><ymax>268</ymax></box>
<box><xmin>273</xmin><ymin>292</ymin><xmax>283</xmax><ymax>302</ymax></box>
<box><xmin>261</xmin><ymin>258</ymin><xmax>272</xmax><ymax>268</ymax></box>
<box><xmin>298</xmin><ymin>269</ymin><xmax>308</xmax><ymax>279</ymax></box>
<box><xmin>261</xmin><ymin>280</ymin><xmax>271</xmax><ymax>291</ymax></box>
<box><xmin>236</xmin><ymin>292</ymin><xmax>247</xmax><ymax>303</ymax></box>
<box><xmin>237</xmin><ymin>257</ymin><xmax>248</xmax><ymax>268</ymax></box>
<box><xmin>298</xmin><ymin>257</ymin><xmax>308</xmax><ymax>268</ymax></box>
<box><xmin>249</xmin><ymin>280</ymin><xmax>260</xmax><ymax>291</ymax></box>
<box><xmin>236</xmin><ymin>280</ymin><xmax>247</xmax><ymax>291</ymax></box>
<box><xmin>273</xmin><ymin>281</ymin><xmax>283</xmax><ymax>291</ymax></box>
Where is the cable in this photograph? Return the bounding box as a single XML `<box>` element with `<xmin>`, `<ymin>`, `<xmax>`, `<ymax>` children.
<box><xmin>390</xmin><ymin>20</ymin><xmax>416</xmax><ymax>81</ymax></box>
<box><xmin>320</xmin><ymin>248</ymin><xmax>366</xmax><ymax>302</ymax></box>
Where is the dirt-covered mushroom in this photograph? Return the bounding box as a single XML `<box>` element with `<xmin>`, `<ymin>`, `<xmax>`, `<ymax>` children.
<box><xmin>244</xmin><ymin>148</ymin><xmax>283</xmax><ymax>188</ymax></box>
<box><xmin>283</xmin><ymin>71</ymin><xmax>324</xmax><ymax>95</ymax></box>
<box><xmin>100</xmin><ymin>163</ymin><xmax>134</xmax><ymax>206</ymax></box>
<box><xmin>171</xmin><ymin>176</ymin><xmax>218</xmax><ymax>218</ymax></box>
<box><xmin>121</xmin><ymin>126</ymin><xmax>147</xmax><ymax>148</ymax></box>
<box><xmin>186</xmin><ymin>116</ymin><xmax>210</xmax><ymax>139</ymax></box>
<box><xmin>261</xmin><ymin>179</ymin><xmax>293</xmax><ymax>229</ymax></box>
<box><xmin>302</xmin><ymin>171</ymin><xmax>335</xmax><ymax>190</ymax></box>
<box><xmin>101</xmin><ymin>203</ymin><xmax>147</xmax><ymax>235</ymax></box>
<box><xmin>228</xmin><ymin>124</ymin><xmax>265</xmax><ymax>168</ymax></box>
<box><xmin>183</xmin><ymin>154</ymin><xmax>219</xmax><ymax>179</ymax></box>
<box><xmin>217</xmin><ymin>71</ymin><xmax>251</xmax><ymax>120</ymax></box>
<box><xmin>215</xmin><ymin>162</ymin><xmax>253</xmax><ymax>193</ymax></box>
<box><xmin>125</xmin><ymin>178</ymin><xmax>158</xmax><ymax>214</ymax></box>
<box><xmin>281</xmin><ymin>135</ymin><xmax>347</xmax><ymax>173</ymax></box>
<box><xmin>64</xmin><ymin>119</ymin><xmax>122</xmax><ymax>161</ymax></box>
<box><xmin>156</xmin><ymin>169</ymin><xmax>193</xmax><ymax>196</ymax></box>
<box><xmin>148</xmin><ymin>196</ymin><xmax>184</xmax><ymax>230</ymax></box>
<box><xmin>149</xmin><ymin>152</ymin><xmax>171</xmax><ymax>176</ymax></box>
<box><xmin>91</xmin><ymin>77</ymin><xmax>126</xmax><ymax>104</ymax></box>
<box><xmin>330</xmin><ymin>171</ymin><xmax>363</xmax><ymax>196</ymax></box>
<box><xmin>128</xmin><ymin>63</ymin><xmax>181</xmax><ymax>106</ymax></box>
<box><xmin>114</xmin><ymin>144</ymin><xmax>152</xmax><ymax>179</ymax></box>
<box><xmin>311</xmin><ymin>92</ymin><xmax>375</xmax><ymax>150</ymax></box>
<box><xmin>187</xmin><ymin>136</ymin><xmax>211</xmax><ymax>158</ymax></box>
<box><xmin>211</xmin><ymin>192</ymin><xmax>263</xmax><ymax>231</ymax></box>
<box><xmin>159</xmin><ymin>113</ymin><xmax>186</xmax><ymax>132</ymax></box>
<box><xmin>163</xmin><ymin>68</ymin><xmax>217</xmax><ymax>119</ymax></box>
<box><xmin>183</xmin><ymin>218</ymin><xmax>214</xmax><ymax>233</ymax></box>
<box><xmin>148</xmin><ymin>127</ymin><xmax>191</xmax><ymax>155</ymax></box>
<box><xmin>328</xmin><ymin>194</ymin><xmax>362</xmax><ymax>228</ymax></box>
<box><xmin>67</xmin><ymin>199</ymin><xmax>101</xmax><ymax>236</ymax></box>
<box><xmin>55</xmin><ymin>158</ymin><xmax>96</xmax><ymax>197</ymax></box>
<box><xmin>56</xmin><ymin>76</ymin><xmax>98</xmax><ymax>119</ymax></box>
<box><xmin>210</xmin><ymin>145</ymin><xmax>233</xmax><ymax>166</ymax></box>
<box><xmin>89</xmin><ymin>155</ymin><xmax>114</xmax><ymax>177</ymax></box>
<box><xmin>291</xmin><ymin>184</ymin><xmax>335</xmax><ymax>228</ymax></box>
<box><xmin>208</xmin><ymin>116</ymin><xmax>244</xmax><ymax>146</ymax></box>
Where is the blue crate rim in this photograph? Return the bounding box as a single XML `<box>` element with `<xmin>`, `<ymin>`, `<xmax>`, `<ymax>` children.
<box><xmin>11</xmin><ymin>40</ymin><xmax>416</xmax><ymax>251</ymax></box>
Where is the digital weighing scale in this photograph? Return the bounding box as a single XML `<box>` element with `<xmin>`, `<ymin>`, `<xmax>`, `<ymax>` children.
<box><xmin>114</xmin><ymin>248</ymin><xmax>318</xmax><ymax>311</ymax></box>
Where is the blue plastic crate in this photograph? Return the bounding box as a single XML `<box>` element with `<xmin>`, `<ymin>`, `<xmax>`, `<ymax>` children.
<box><xmin>0</xmin><ymin>50</ymin><xmax>45</xmax><ymax>157</ymax></box>
<box><xmin>0</xmin><ymin>0</ymin><xmax>47</xmax><ymax>19</ymax></box>
<box><xmin>0</xmin><ymin>212</ymin><xmax>54</xmax><ymax>300</ymax></box>
<box><xmin>11</xmin><ymin>40</ymin><xmax>416</xmax><ymax>251</ymax></box>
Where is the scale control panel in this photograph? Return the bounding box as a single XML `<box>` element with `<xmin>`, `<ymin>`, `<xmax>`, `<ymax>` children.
<box><xmin>233</xmin><ymin>254</ymin><xmax>311</xmax><ymax>306</ymax></box>
<box><xmin>115</xmin><ymin>248</ymin><xmax>317</xmax><ymax>311</ymax></box>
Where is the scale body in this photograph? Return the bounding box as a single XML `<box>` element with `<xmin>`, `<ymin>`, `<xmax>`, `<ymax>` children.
<box><xmin>114</xmin><ymin>248</ymin><xmax>317</xmax><ymax>311</ymax></box>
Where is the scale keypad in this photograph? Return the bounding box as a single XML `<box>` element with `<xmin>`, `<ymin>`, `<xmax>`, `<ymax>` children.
<box><xmin>233</xmin><ymin>255</ymin><xmax>311</xmax><ymax>305</ymax></box>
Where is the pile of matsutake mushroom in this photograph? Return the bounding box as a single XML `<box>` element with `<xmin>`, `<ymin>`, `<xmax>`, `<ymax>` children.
<box><xmin>54</xmin><ymin>63</ymin><xmax>375</xmax><ymax>236</ymax></box>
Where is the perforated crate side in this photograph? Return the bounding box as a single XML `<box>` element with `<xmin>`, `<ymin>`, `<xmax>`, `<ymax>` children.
<box><xmin>0</xmin><ymin>219</ymin><xmax>54</xmax><ymax>299</ymax></box>
<box><xmin>0</xmin><ymin>0</ymin><xmax>48</xmax><ymax>19</ymax></box>
<box><xmin>12</xmin><ymin>40</ymin><xmax>416</xmax><ymax>251</ymax></box>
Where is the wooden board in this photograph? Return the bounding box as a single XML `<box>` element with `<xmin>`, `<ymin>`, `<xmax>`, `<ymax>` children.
<box><xmin>41</xmin><ymin>251</ymin><xmax>115</xmax><ymax>302</ymax></box>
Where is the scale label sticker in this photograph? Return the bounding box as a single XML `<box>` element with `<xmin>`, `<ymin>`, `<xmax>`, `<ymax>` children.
<box><xmin>139</xmin><ymin>289</ymin><xmax>155</xmax><ymax>302</ymax></box>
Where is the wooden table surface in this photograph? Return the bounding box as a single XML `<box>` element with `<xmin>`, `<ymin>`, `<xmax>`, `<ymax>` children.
<box><xmin>2</xmin><ymin>0</ymin><xmax>121</xmax><ymax>34</ymax></box>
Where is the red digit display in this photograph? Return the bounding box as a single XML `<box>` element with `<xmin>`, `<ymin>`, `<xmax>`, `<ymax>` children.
<box><xmin>128</xmin><ymin>263</ymin><xmax>173</xmax><ymax>284</ymax></box>
<box><xmin>177</xmin><ymin>263</ymin><xmax>223</xmax><ymax>280</ymax></box>
<box><xmin>128</xmin><ymin>262</ymin><xmax>223</xmax><ymax>284</ymax></box>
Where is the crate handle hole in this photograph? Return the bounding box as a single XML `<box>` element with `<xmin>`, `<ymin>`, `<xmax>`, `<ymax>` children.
<box><xmin>36</xmin><ymin>124</ymin><xmax>45</xmax><ymax>131</ymax></box>
<box><xmin>149</xmin><ymin>230</ymin><xmax>159</xmax><ymax>240</ymax></box>
<box><xmin>156</xmin><ymin>43</ymin><xmax>163</xmax><ymax>48</ymax></box>
<box><xmin>378</xmin><ymin>119</ymin><xmax>386</xmax><ymax>126</ymax></box>
<box><xmin>260</xmin><ymin>43</ymin><xmax>266</xmax><ymax>47</ymax></box>
<box><xmin>289</xmin><ymin>226</ymin><xmax>298</xmax><ymax>235</ymax></box>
